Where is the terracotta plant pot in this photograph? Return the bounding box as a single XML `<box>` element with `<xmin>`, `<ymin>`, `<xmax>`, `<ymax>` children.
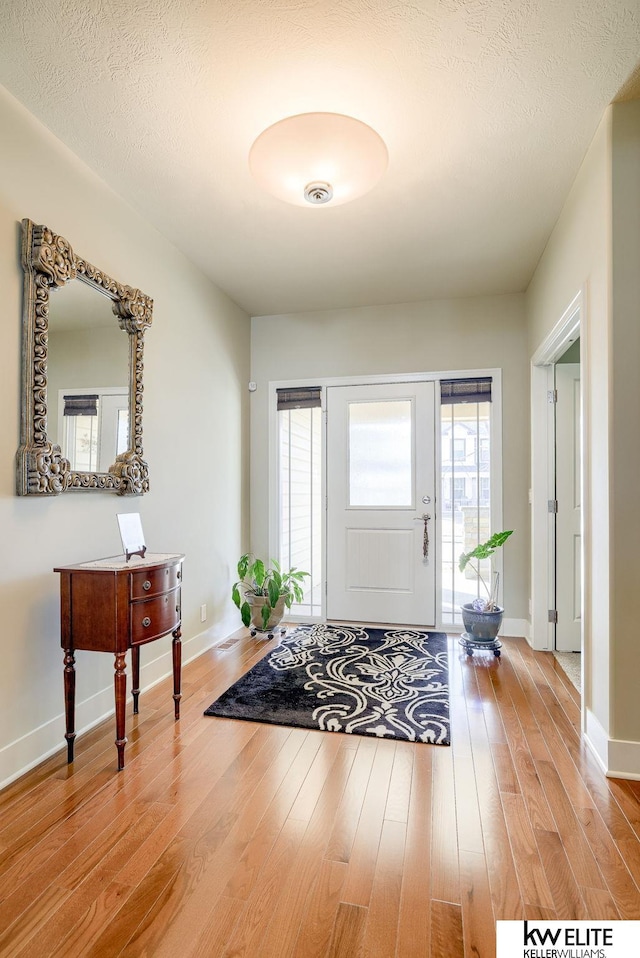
<box><xmin>461</xmin><ymin>602</ymin><xmax>504</xmax><ymax>641</ymax></box>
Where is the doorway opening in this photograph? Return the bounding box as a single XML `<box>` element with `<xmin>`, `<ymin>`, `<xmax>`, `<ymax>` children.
<box><xmin>273</xmin><ymin>369</ymin><xmax>502</xmax><ymax>631</ymax></box>
<box><xmin>530</xmin><ymin>290</ymin><xmax>584</xmax><ymax>692</ymax></box>
<box><xmin>554</xmin><ymin>341</ymin><xmax>582</xmax><ymax>655</ymax></box>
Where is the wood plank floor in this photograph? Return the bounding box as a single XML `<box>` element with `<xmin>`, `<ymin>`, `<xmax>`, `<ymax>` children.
<box><xmin>1</xmin><ymin>632</ymin><xmax>639</xmax><ymax>956</ymax></box>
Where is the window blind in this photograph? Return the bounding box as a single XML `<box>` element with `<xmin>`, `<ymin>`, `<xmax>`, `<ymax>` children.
<box><xmin>440</xmin><ymin>377</ymin><xmax>492</xmax><ymax>405</ymax></box>
<box><xmin>63</xmin><ymin>394</ymin><xmax>99</xmax><ymax>416</ymax></box>
<box><xmin>276</xmin><ymin>387</ymin><xmax>321</xmax><ymax>411</ymax></box>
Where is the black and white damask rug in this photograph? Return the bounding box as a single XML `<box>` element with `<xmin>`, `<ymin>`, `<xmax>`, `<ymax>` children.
<box><xmin>204</xmin><ymin>623</ymin><xmax>450</xmax><ymax>745</ymax></box>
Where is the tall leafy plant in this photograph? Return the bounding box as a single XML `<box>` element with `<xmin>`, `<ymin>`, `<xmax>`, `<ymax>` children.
<box><xmin>232</xmin><ymin>554</ymin><xmax>309</xmax><ymax>631</ymax></box>
<box><xmin>458</xmin><ymin>530</ymin><xmax>513</xmax><ymax>611</ymax></box>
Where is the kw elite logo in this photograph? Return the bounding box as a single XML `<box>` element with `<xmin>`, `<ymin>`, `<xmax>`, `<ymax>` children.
<box><xmin>497</xmin><ymin>920</ymin><xmax>639</xmax><ymax>958</ymax></box>
<box><xmin>522</xmin><ymin>921</ymin><xmax>612</xmax><ymax>958</ymax></box>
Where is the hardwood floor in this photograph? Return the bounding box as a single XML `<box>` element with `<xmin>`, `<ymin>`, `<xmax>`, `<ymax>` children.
<box><xmin>1</xmin><ymin>632</ymin><xmax>639</xmax><ymax>956</ymax></box>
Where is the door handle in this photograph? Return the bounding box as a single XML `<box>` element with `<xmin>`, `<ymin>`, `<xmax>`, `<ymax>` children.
<box><xmin>413</xmin><ymin>513</ymin><xmax>431</xmax><ymax>558</ymax></box>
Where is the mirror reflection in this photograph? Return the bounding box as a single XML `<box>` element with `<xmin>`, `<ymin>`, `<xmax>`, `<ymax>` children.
<box><xmin>17</xmin><ymin>219</ymin><xmax>152</xmax><ymax>496</ymax></box>
<box><xmin>47</xmin><ymin>278</ymin><xmax>130</xmax><ymax>472</ymax></box>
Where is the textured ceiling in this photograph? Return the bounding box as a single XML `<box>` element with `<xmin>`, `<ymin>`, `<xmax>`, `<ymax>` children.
<box><xmin>1</xmin><ymin>0</ymin><xmax>639</xmax><ymax>316</ymax></box>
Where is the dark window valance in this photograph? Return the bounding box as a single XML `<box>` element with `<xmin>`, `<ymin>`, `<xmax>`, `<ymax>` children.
<box><xmin>440</xmin><ymin>378</ymin><xmax>492</xmax><ymax>405</ymax></box>
<box><xmin>277</xmin><ymin>387</ymin><xmax>321</xmax><ymax>411</ymax></box>
<box><xmin>63</xmin><ymin>394</ymin><xmax>99</xmax><ymax>416</ymax></box>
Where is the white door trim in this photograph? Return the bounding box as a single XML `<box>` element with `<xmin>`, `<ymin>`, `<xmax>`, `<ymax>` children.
<box><xmin>268</xmin><ymin>367</ymin><xmax>503</xmax><ymax>630</ymax></box>
<box><xmin>530</xmin><ymin>290</ymin><xmax>587</xmax><ymax>657</ymax></box>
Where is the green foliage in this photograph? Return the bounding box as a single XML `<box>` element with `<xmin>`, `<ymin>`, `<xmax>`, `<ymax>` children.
<box><xmin>231</xmin><ymin>553</ymin><xmax>310</xmax><ymax>631</ymax></box>
<box><xmin>240</xmin><ymin>601</ymin><xmax>251</xmax><ymax>627</ymax></box>
<box><xmin>237</xmin><ymin>553</ymin><xmax>250</xmax><ymax>581</ymax></box>
<box><xmin>458</xmin><ymin>530</ymin><xmax>514</xmax><ymax>610</ymax></box>
<box><xmin>458</xmin><ymin>530</ymin><xmax>513</xmax><ymax>572</ymax></box>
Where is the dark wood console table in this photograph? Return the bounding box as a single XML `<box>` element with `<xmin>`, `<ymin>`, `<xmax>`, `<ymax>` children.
<box><xmin>55</xmin><ymin>552</ymin><xmax>184</xmax><ymax>770</ymax></box>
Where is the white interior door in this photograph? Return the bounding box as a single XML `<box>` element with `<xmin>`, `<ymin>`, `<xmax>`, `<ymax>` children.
<box><xmin>326</xmin><ymin>381</ymin><xmax>436</xmax><ymax>626</ymax></box>
<box><xmin>555</xmin><ymin>363</ymin><xmax>581</xmax><ymax>652</ymax></box>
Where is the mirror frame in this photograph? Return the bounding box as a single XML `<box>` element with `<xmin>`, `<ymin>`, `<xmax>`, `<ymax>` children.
<box><xmin>16</xmin><ymin>219</ymin><xmax>153</xmax><ymax>496</ymax></box>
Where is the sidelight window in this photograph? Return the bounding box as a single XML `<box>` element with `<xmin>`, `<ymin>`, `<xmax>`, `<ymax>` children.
<box><xmin>277</xmin><ymin>387</ymin><xmax>322</xmax><ymax>617</ymax></box>
<box><xmin>440</xmin><ymin>378</ymin><xmax>492</xmax><ymax>627</ymax></box>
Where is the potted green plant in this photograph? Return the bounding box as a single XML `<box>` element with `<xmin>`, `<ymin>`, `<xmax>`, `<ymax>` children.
<box><xmin>232</xmin><ymin>554</ymin><xmax>309</xmax><ymax>635</ymax></box>
<box><xmin>458</xmin><ymin>530</ymin><xmax>513</xmax><ymax>641</ymax></box>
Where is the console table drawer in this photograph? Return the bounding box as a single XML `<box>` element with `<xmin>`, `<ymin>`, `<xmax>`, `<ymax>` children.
<box><xmin>132</xmin><ymin>589</ymin><xmax>181</xmax><ymax>644</ymax></box>
<box><xmin>131</xmin><ymin>564</ymin><xmax>181</xmax><ymax>599</ymax></box>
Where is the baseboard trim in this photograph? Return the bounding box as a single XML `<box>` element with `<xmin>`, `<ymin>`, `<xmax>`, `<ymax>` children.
<box><xmin>0</xmin><ymin>615</ymin><xmax>237</xmax><ymax>791</ymax></box>
<box><xmin>503</xmin><ymin>617</ymin><xmax>530</xmax><ymax>640</ymax></box>
<box><xmin>606</xmin><ymin>738</ymin><xmax>640</xmax><ymax>780</ymax></box>
<box><xmin>584</xmin><ymin>708</ymin><xmax>640</xmax><ymax>780</ymax></box>
<box><xmin>584</xmin><ymin>708</ymin><xmax>609</xmax><ymax>774</ymax></box>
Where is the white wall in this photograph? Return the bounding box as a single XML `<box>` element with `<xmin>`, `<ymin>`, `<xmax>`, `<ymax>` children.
<box><xmin>527</xmin><ymin>111</ymin><xmax>612</xmax><ymax>750</ymax></box>
<box><xmin>0</xmin><ymin>85</ymin><xmax>250</xmax><ymax>785</ymax></box>
<box><xmin>251</xmin><ymin>293</ymin><xmax>530</xmax><ymax>621</ymax></box>
<box><xmin>527</xmin><ymin>102</ymin><xmax>640</xmax><ymax>777</ymax></box>
<box><xmin>609</xmin><ymin>101</ymin><xmax>640</xmax><ymax>752</ymax></box>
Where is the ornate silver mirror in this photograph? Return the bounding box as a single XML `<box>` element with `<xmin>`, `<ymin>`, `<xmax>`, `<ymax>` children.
<box><xmin>16</xmin><ymin>219</ymin><xmax>153</xmax><ymax>496</ymax></box>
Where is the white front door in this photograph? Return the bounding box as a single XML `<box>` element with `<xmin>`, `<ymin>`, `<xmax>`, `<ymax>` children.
<box><xmin>555</xmin><ymin>363</ymin><xmax>581</xmax><ymax>653</ymax></box>
<box><xmin>326</xmin><ymin>381</ymin><xmax>436</xmax><ymax>626</ymax></box>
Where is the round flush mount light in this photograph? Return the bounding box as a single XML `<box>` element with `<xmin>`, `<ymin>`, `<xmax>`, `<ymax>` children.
<box><xmin>304</xmin><ymin>181</ymin><xmax>334</xmax><ymax>205</ymax></box>
<box><xmin>249</xmin><ymin>112</ymin><xmax>388</xmax><ymax>207</ymax></box>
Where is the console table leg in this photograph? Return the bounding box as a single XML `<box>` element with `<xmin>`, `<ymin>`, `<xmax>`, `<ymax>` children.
<box><xmin>63</xmin><ymin>648</ymin><xmax>76</xmax><ymax>763</ymax></box>
<box><xmin>172</xmin><ymin>628</ymin><xmax>182</xmax><ymax>720</ymax></box>
<box><xmin>131</xmin><ymin>645</ymin><xmax>140</xmax><ymax>714</ymax></box>
<box><xmin>114</xmin><ymin>652</ymin><xmax>128</xmax><ymax>771</ymax></box>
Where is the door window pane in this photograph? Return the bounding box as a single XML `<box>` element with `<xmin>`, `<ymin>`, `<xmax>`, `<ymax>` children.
<box><xmin>349</xmin><ymin>400</ymin><xmax>412</xmax><ymax>507</ymax></box>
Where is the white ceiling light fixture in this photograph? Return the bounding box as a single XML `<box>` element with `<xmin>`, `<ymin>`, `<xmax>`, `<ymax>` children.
<box><xmin>249</xmin><ymin>112</ymin><xmax>388</xmax><ymax>208</ymax></box>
